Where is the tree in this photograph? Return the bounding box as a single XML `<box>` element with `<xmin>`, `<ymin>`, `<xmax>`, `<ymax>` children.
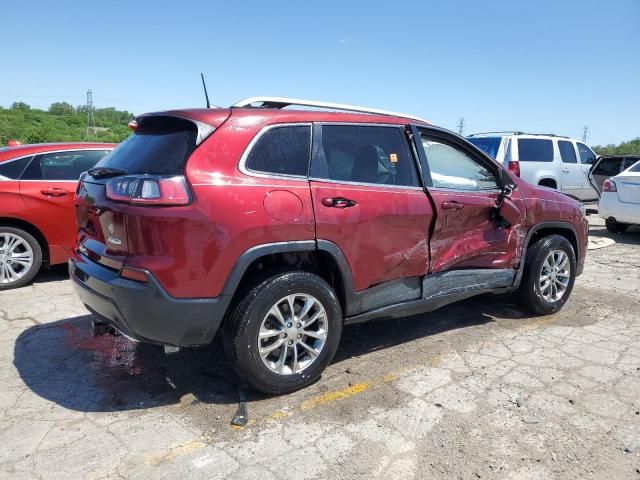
<box><xmin>11</xmin><ymin>101</ymin><xmax>31</xmax><ymax>111</ymax></box>
<box><xmin>49</xmin><ymin>102</ymin><xmax>76</xmax><ymax>116</ymax></box>
<box><xmin>593</xmin><ymin>138</ymin><xmax>640</xmax><ymax>156</ymax></box>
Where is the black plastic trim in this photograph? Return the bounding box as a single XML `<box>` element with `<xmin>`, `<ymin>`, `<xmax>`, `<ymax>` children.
<box><xmin>221</xmin><ymin>241</ymin><xmax>317</xmax><ymax>296</ymax></box>
<box><xmin>513</xmin><ymin>221</ymin><xmax>581</xmax><ymax>286</ymax></box>
<box><xmin>70</xmin><ymin>255</ymin><xmax>230</xmax><ymax>347</ymax></box>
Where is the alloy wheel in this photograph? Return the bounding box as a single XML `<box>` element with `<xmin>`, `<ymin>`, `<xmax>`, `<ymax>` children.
<box><xmin>257</xmin><ymin>294</ymin><xmax>328</xmax><ymax>375</ymax></box>
<box><xmin>539</xmin><ymin>249</ymin><xmax>571</xmax><ymax>303</ymax></box>
<box><xmin>0</xmin><ymin>233</ymin><xmax>34</xmax><ymax>285</ymax></box>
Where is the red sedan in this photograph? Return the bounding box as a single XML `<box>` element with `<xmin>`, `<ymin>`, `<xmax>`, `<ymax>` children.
<box><xmin>0</xmin><ymin>142</ymin><xmax>115</xmax><ymax>289</ymax></box>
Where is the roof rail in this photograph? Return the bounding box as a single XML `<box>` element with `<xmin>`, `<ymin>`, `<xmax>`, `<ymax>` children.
<box><xmin>468</xmin><ymin>131</ymin><xmax>524</xmax><ymax>137</ymax></box>
<box><xmin>469</xmin><ymin>131</ymin><xmax>570</xmax><ymax>138</ymax></box>
<box><xmin>231</xmin><ymin>96</ymin><xmax>430</xmax><ymax>124</ymax></box>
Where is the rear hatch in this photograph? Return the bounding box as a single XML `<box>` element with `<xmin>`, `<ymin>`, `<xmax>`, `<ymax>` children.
<box><xmin>614</xmin><ymin>161</ymin><xmax>640</xmax><ymax>204</ymax></box>
<box><xmin>75</xmin><ymin>113</ymin><xmax>222</xmax><ymax>270</ymax></box>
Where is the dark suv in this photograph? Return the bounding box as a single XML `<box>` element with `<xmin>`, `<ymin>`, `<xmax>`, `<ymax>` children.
<box><xmin>70</xmin><ymin>97</ymin><xmax>588</xmax><ymax>393</ymax></box>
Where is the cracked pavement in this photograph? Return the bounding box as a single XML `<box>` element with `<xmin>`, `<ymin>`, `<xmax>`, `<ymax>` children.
<box><xmin>0</xmin><ymin>216</ymin><xmax>639</xmax><ymax>479</ymax></box>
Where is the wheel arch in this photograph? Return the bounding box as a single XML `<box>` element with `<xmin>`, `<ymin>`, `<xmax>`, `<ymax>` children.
<box><xmin>538</xmin><ymin>177</ymin><xmax>558</xmax><ymax>189</ymax></box>
<box><xmin>221</xmin><ymin>240</ymin><xmax>356</xmax><ymax>316</ymax></box>
<box><xmin>0</xmin><ymin>217</ymin><xmax>49</xmax><ymax>265</ymax></box>
<box><xmin>514</xmin><ymin>222</ymin><xmax>579</xmax><ymax>287</ymax></box>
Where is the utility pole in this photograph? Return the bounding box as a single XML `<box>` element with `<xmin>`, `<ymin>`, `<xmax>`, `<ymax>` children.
<box><xmin>582</xmin><ymin>126</ymin><xmax>590</xmax><ymax>143</ymax></box>
<box><xmin>457</xmin><ymin>117</ymin><xmax>465</xmax><ymax>136</ymax></box>
<box><xmin>86</xmin><ymin>90</ymin><xmax>96</xmax><ymax>140</ymax></box>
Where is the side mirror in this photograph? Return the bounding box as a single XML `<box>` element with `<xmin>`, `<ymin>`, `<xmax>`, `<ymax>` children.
<box><xmin>501</xmin><ymin>183</ymin><xmax>517</xmax><ymax>198</ymax></box>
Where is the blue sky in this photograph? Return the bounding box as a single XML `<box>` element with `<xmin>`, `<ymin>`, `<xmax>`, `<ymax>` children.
<box><xmin>1</xmin><ymin>0</ymin><xmax>638</xmax><ymax>146</ymax></box>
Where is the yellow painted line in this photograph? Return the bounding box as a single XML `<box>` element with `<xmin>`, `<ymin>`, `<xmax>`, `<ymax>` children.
<box><xmin>300</xmin><ymin>381</ymin><xmax>372</xmax><ymax>412</ymax></box>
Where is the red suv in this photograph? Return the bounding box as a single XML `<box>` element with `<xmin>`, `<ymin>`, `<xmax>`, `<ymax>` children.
<box><xmin>0</xmin><ymin>143</ymin><xmax>114</xmax><ymax>289</ymax></box>
<box><xmin>70</xmin><ymin>98</ymin><xmax>588</xmax><ymax>393</ymax></box>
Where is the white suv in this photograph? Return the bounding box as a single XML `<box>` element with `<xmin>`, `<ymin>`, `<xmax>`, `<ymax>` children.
<box><xmin>467</xmin><ymin>132</ymin><xmax>598</xmax><ymax>201</ymax></box>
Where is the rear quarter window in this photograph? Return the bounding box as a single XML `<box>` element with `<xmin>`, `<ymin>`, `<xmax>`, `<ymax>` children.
<box><xmin>244</xmin><ymin>125</ymin><xmax>311</xmax><ymax>177</ymax></box>
<box><xmin>517</xmin><ymin>139</ymin><xmax>554</xmax><ymax>162</ymax></box>
<box><xmin>0</xmin><ymin>156</ymin><xmax>32</xmax><ymax>179</ymax></box>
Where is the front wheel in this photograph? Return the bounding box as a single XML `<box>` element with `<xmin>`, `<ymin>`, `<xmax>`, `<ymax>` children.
<box><xmin>0</xmin><ymin>227</ymin><xmax>43</xmax><ymax>290</ymax></box>
<box><xmin>224</xmin><ymin>271</ymin><xmax>343</xmax><ymax>394</ymax></box>
<box><xmin>518</xmin><ymin>235</ymin><xmax>577</xmax><ymax>315</ymax></box>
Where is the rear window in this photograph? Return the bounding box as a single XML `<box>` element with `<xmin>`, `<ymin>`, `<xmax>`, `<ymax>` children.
<box><xmin>0</xmin><ymin>156</ymin><xmax>32</xmax><ymax>179</ymax></box>
<box><xmin>467</xmin><ymin>137</ymin><xmax>502</xmax><ymax>159</ymax></box>
<box><xmin>94</xmin><ymin>117</ymin><xmax>198</xmax><ymax>175</ymax></box>
<box><xmin>518</xmin><ymin>139</ymin><xmax>554</xmax><ymax>162</ymax></box>
<box><xmin>627</xmin><ymin>161</ymin><xmax>640</xmax><ymax>173</ymax></box>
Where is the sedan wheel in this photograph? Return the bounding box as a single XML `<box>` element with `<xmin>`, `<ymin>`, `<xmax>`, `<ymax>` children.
<box><xmin>0</xmin><ymin>228</ymin><xmax>42</xmax><ymax>290</ymax></box>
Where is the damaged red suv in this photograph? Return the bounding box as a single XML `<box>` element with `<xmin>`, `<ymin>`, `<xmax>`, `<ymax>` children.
<box><xmin>70</xmin><ymin>97</ymin><xmax>588</xmax><ymax>393</ymax></box>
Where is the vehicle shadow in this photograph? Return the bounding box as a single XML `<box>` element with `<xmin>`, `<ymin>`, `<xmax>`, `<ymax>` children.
<box><xmin>32</xmin><ymin>264</ymin><xmax>70</xmax><ymax>285</ymax></box>
<box><xmin>588</xmin><ymin>224</ymin><xmax>640</xmax><ymax>246</ymax></box>
<box><xmin>13</xmin><ymin>293</ymin><xmax>527</xmax><ymax>413</ymax></box>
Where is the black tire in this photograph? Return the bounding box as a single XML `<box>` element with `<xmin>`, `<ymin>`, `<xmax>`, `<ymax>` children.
<box><xmin>605</xmin><ymin>218</ymin><xmax>628</xmax><ymax>234</ymax></box>
<box><xmin>518</xmin><ymin>235</ymin><xmax>576</xmax><ymax>315</ymax></box>
<box><xmin>0</xmin><ymin>227</ymin><xmax>43</xmax><ymax>290</ymax></box>
<box><xmin>223</xmin><ymin>271</ymin><xmax>343</xmax><ymax>394</ymax></box>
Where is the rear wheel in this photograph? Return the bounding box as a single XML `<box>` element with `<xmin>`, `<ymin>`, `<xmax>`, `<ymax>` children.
<box><xmin>0</xmin><ymin>227</ymin><xmax>42</xmax><ymax>290</ymax></box>
<box><xmin>605</xmin><ymin>218</ymin><xmax>628</xmax><ymax>234</ymax></box>
<box><xmin>518</xmin><ymin>235</ymin><xmax>576</xmax><ymax>315</ymax></box>
<box><xmin>224</xmin><ymin>271</ymin><xmax>342</xmax><ymax>394</ymax></box>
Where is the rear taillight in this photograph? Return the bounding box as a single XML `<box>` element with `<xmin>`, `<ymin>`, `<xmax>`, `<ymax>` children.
<box><xmin>507</xmin><ymin>160</ymin><xmax>520</xmax><ymax>177</ymax></box>
<box><xmin>603</xmin><ymin>179</ymin><xmax>617</xmax><ymax>192</ymax></box>
<box><xmin>106</xmin><ymin>175</ymin><xmax>191</xmax><ymax>206</ymax></box>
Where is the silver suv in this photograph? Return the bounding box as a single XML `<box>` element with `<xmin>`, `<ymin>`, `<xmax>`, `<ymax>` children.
<box><xmin>468</xmin><ymin>132</ymin><xmax>598</xmax><ymax>201</ymax></box>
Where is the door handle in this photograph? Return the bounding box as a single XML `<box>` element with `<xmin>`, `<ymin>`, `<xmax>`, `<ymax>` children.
<box><xmin>562</xmin><ymin>168</ymin><xmax>570</xmax><ymax>173</ymax></box>
<box><xmin>441</xmin><ymin>201</ymin><xmax>464</xmax><ymax>210</ymax></box>
<box><xmin>321</xmin><ymin>197</ymin><xmax>357</xmax><ymax>208</ymax></box>
<box><xmin>40</xmin><ymin>188</ymin><xmax>69</xmax><ymax>197</ymax></box>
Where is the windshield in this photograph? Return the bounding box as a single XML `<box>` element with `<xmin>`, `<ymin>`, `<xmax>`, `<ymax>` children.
<box><xmin>93</xmin><ymin>116</ymin><xmax>198</xmax><ymax>175</ymax></box>
<box><xmin>467</xmin><ymin>137</ymin><xmax>502</xmax><ymax>159</ymax></box>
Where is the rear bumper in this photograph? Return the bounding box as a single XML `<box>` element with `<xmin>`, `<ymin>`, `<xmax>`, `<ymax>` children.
<box><xmin>69</xmin><ymin>255</ymin><xmax>231</xmax><ymax>347</ymax></box>
<box><xmin>598</xmin><ymin>193</ymin><xmax>640</xmax><ymax>225</ymax></box>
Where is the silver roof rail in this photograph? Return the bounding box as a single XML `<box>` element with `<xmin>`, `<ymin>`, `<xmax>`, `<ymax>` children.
<box><xmin>232</xmin><ymin>96</ymin><xmax>429</xmax><ymax>124</ymax></box>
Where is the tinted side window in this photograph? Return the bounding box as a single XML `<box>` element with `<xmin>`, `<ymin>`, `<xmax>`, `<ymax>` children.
<box><xmin>517</xmin><ymin>139</ymin><xmax>554</xmax><ymax>162</ymax></box>
<box><xmin>320</xmin><ymin>125</ymin><xmax>419</xmax><ymax>187</ymax></box>
<box><xmin>421</xmin><ymin>135</ymin><xmax>498</xmax><ymax>191</ymax></box>
<box><xmin>576</xmin><ymin>143</ymin><xmax>596</xmax><ymax>164</ymax></box>
<box><xmin>593</xmin><ymin>158</ymin><xmax>623</xmax><ymax>176</ymax></box>
<box><xmin>245</xmin><ymin>125</ymin><xmax>311</xmax><ymax>177</ymax></box>
<box><xmin>22</xmin><ymin>150</ymin><xmax>110</xmax><ymax>180</ymax></box>
<box><xmin>0</xmin><ymin>156</ymin><xmax>32</xmax><ymax>179</ymax></box>
<box><xmin>558</xmin><ymin>141</ymin><xmax>577</xmax><ymax>164</ymax></box>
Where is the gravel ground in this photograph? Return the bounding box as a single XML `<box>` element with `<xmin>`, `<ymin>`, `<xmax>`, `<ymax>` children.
<box><xmin>0</xmin><ymin>216</ymin><xmax>639</xmax><ymax>479</ymax></box>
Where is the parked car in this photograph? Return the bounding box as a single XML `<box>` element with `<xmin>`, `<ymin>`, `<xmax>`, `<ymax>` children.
<box><xmin>467</xmin><ymin>132</ymin><xmax>598</xmax><ymax>201</ymax></box>
<box><xmin>592</xmin><ymin>159</ymin><xmax>640</xmax><ymax>233</ymax></box>
<box><xmin>0</xmin><ymin>142</ymin><xmax>115</xmax><ymax>289</ymax></box>
<box><xmin>70</xmin><ymin>97</ymin><xmax>588</xmax><ymax>394</ymax></box>
<box><xmin>587</xmin><ymin>155</ymin><xmax>640</xmax><ymax>195</ymax></box>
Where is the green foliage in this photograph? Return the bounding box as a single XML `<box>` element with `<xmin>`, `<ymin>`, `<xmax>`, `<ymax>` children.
<box><xmin>11</xmin><ymin>101</ymin><xmax>31</xmax><ymax>111</ymax></box>
<box><xmin>0</xmin><ymin>102</ymin><xmax>133</xmax><ymax>145</ymax></box>
<box><xmin>48</xmin><ymin>102</ymin><xmax>76</xmax><ymax>116</ymax></box>
<box><xmin>592</xmin><ymin>138</ymin><xmax>640</xmax><ymax>156</ymax></box>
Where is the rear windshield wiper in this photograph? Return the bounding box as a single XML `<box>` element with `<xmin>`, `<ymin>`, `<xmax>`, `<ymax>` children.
<box><xmin>87</xmin><ymin>167</ymin><xmax>127</xmax><ymax>179</ymax></box>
